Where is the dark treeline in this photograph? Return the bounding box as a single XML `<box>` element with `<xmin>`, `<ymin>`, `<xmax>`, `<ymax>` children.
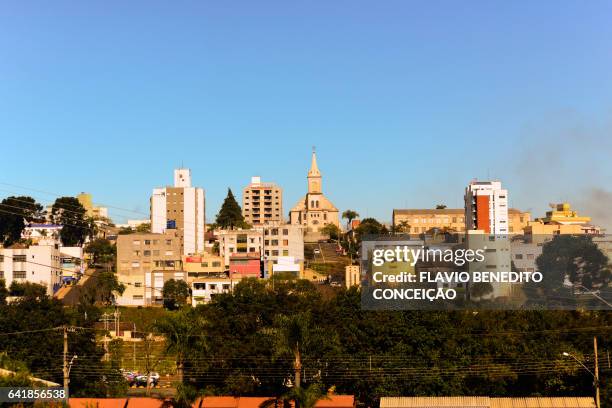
<box><xmin>185</xmin><ymin>278</ymin><xmax>611</xmax><ymax>406</ymax></box>
<box><xmin>0</xmin><ymin>278</ymin><xmax>610</xmax><ymax>406</ymax></box>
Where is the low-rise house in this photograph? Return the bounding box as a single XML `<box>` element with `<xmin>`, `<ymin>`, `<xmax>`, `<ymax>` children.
<box><xmin>229</xmin><ymin>253</ymin><xmax>261</xmax><ymax>279</ymax></box>
<box><xmin>380</xmin><ymin>396</ymin><xmax>594</xmax><ymax>408</ymax></box>
<box><xmin>191</xmin><ymin>277</ymin><xmax>238</xmax><ymax>306</ymax></box>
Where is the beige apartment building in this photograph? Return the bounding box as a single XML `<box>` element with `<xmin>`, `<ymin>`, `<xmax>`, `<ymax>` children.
<box><xmin>242</xmin><ymin>177</ymin><xmax>283</xmax><ymax>226</ymax></box>
<box><xmin>116</xmin><ymin>230</ymin><xmax>183</xmax><ymax>306</ymax></box>
<box><xmin>392</xmin><ymin>209</ymin><xmax>466</xmax><ymax>234</ymax></box>
<box><xmin>392</xmin><ymin>208</ymin><xmax>530</xmax><ymax>235</ymax></box>
<box><xmin>508</xmin><ymin>208</ymin><xmax>531</xmax><ymax>233</ymax></box>
<box><xmin>524</xmin><ymin>203</ymin><xmax>598</xmax><ymax>243</ymax></box>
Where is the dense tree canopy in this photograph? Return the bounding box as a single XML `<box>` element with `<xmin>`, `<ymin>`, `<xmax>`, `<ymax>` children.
<box><xmin>0</xmin><ymin>196</ymin><xmax>43</xmax><ymax>247</ymax></box>
<box><xmin>0</xmin><ymin>291</ymin><xmax>125</xmax><ymax>397</ymax></box>
<box><xmin>51</xmin><ymin>196</ymin><xmax>92</xmax><ymax>246</ymax></box>
<box><xmin>162</xmin><ymin>279</ymin><xmax>191</xmax><ymax>310</ymax></box>
<box><xmin>85</xmin><ymin>238</ymin><xmax>116</xmax><ymax>269</ymax></box>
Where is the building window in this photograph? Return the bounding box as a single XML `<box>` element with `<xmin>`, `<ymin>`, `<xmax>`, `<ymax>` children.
<box><xmin>283</xmin><ymin>250</ymin><xmax>289</xmax><ymax>256</ymax></box>
<box><xmin>515</xmin><ymin>254</ymin><xmax>523</xmax><ymax>260</ymax></box>
<box><xmin>133</xmin><ymin>240</ymin><xmax>140</xmax><ymax>245</ymax></box>
<box><xmin>13</xmin><ymin>271</ymin><xmax>26</xmax><ymax>279</ymax></box>
<box><xmin>133</xmin><ymin>295</ymin><xmax>143</xmax><ymax>300</ymax></box>
<box><xmin>145</xmin><ymin>240</ymin><xmax>151</xmax><ymax>245</ymax></box>
<box><xmin>212</xmin><ymin>261</ymin><xmax>221</xmax><ymax>267</ymax></box>
<box><xmin>134</xmin><ymin>282</ymin><xmax>142</xmax><ymax>288</ymax></box>
<box><xmin>13</xmin><ymin>255</ymin><xmax>27</xmax><ymax>262</ymax></box>
<box><xmin>131</xmin><ymin>262</ymin><xmax>140</xmax><ymax>267</ymax></box>
<box><xmin>144</xmin><ymin>250</ymin><xmax>151</xmax><ymax>256</ymax></box>
<box><xmin>166</xmin><ymin>240</ymin><xmax>172</xmax><ymax>245</ymax></box>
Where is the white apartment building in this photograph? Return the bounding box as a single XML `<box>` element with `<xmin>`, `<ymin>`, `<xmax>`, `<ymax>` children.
<box><xmin>191</xmin><ymin>278</ymin><xmax>239</xmax><ymax>306</ymax></box>
<box><xmin>217</xmin><ymin>229</ymin><xmax>263</xmax><ymax>266</ymax></box>
<box><xmin>0</xmin><ymin>244</ymin><xmax>62</xmax><ymax>296</ymax></box>
<box><xmin>217</xmin><ymin>224</ymin><xmax>305</xmax><ymax>271</ymax></box>
<box><xmin>151</xmin><ymin>168</ymin><xmax>205</xmax><ymax>256</ymax></box>
<box><xmin>464</xmin><ymin>180</ymin><xmax>509</xmax><ymax>235</ymax></box>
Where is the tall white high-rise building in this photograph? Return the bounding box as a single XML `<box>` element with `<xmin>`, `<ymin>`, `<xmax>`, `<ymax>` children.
<box><xmin>464</xmin><ymin>180</ymin><xmax>509</xmax><ymax>235</ymax></box>
<box><xmin>465</xmin><ymin>180</ymin><xmax>512</xmax><ymax>298</ymax></box>
<box><xmin>151</xmin><ymin>168</ymin><xmax>205</xmax><ymax>256</ymax></box>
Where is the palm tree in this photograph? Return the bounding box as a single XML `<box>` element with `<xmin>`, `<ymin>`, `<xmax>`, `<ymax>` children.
<box><xmin>261</xmin><ymin>383</ymin><xmax>329</xmax><ymax>408</ymax></box>
<box><xmin>395</xmin><ymin>220</ymin><xmax>410</xmax><ymax>234</ymax></box>
<box><xmin>268</xmin><ymin>313</ymin><xmax>318</xmax><ymax>391</ymax></box>
<box><xmin>161</xmin><ymin>383</ymin><xmax>203</xmax><ymax>408</ymax></box>
<box><xmin>341</xmin><ymin>210</ymin><xmax>359</xmax><ymax>230</ymax></box>
<box><xmin>154</xmin><ymin>309</ymin><xmax>206</xmax><ymax>383</ymax></box>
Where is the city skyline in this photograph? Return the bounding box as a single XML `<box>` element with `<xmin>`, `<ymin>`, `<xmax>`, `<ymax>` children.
<box><xmin>1</xmin><ymin>1</ymin><xmax>611</xmax><ymax>229</ymax></box>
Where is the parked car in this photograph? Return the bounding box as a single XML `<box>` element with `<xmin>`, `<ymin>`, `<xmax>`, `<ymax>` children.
<box><xmin>134</xmin><ymin>372</ymin><xmax>160</xmax><ymax>387</ymax></box>
<box><xmin>121</xmin><ymin>370</ymin><xmax>137</xmax><ymax>386</ymax></box>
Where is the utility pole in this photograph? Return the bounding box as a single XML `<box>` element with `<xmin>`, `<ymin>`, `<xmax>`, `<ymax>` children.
<box><xmin>594</xmin><ymin>337</ymin><xmax>600</xmax><ymax>408</ymax></box>
<box><xmin>63</xmin><ymin>326</ymin><xmax>69</xmax><ymax>394</ymax></box>
<box><xmin>133</xmin><ymin>323</ymin><xmax>136</xmax><ymax>371</ymax></box>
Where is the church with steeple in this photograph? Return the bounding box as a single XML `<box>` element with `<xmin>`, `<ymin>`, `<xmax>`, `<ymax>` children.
<box><xmin>289</xmin><ymin>149</ymin><xmax>340</xmax><ymax>236</ymax></box>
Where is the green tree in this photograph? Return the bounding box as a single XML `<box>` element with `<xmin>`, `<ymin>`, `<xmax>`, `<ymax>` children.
<box><xmin>51</xmin><ymin>197</ymin><xmax>91</xmax><ymax>246</ymax></box>
<box><xmin>268</xmin><ymin>313</ymin><xmax>320</xmax><ymax>390</ymax></box>
<box><xmin>0</xmin><ymin>279</ymin><xmax>8</xmax><ymax>305</ymax></box>
<box><xmin>262</xmin><ymin>383</ymin><xmax>329</xmax><ymax>408</ymax></box>
<box><xmin>536</xmin><ymin>235</ymin><xmax>611</xmax><ymax>292</ymax></box>
<box><xmin>8</xmin><ymin>281</ymin><xmax>47</xmax><ymax>299</ymax></box>
<box><xmin>92</xmin><ymin>271</ymin><xmax>126</xmax><ymax>305</ymax></box>
<box><xmin>320</xmin><ymin>223</ymin><xmax>341</xmax><ymax>240</ymax></box>
<box><xmin>161</xmin><ymin>383</ymin><xmax>203</xmax><ymax>408</ymax></box>
<box><xmin>0</xmin><ymin>196</ymin><xmax>43</xmax><ymax>247</ymax></box>
<box><xmin>216</xmin><ymin>189</ymin><xmax>248</xmax><ymax>229</ymax></box>
<box><xmin>162</xmin><ymin>279</ymin><xmax>191</xmax><ymax>310</ymax></box>
<box><xmin>341</xmin><ymin>210</ymin><xmax>359</xmax><ymax>230</ymax></box>
<box><xmin>394</xmin><ymin>220</ymin><xmax>411</xmax><ymax>234</ymax></box>
<box><xmin>154</xmin><ymin>309</ymin><xmax>206</xmax><ymax>383</ymax></box>
<box><xmin>355</xmin><ymin>217</ymin><xmax>385</xmax><ymax>242</ymax></box>
<box><xmin>84</xmin><ymin>238</ymin><xmax>116</xmax><ymax>269</ymax></box>
<box><xmin>118</xmin><ymin>226</ymin><xmax>134</xmax><ymax>235</ymax></box>
<box><xmin>136</xmin><ymin>222</ymin><xmax>151</xmax><ymax>233</ymax></box>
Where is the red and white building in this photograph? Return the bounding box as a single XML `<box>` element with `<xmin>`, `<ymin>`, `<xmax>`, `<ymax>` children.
<box><xmin>464</xmin><ymin>180</ymin><xmax>509</xmax><ymax>235</ymax></box>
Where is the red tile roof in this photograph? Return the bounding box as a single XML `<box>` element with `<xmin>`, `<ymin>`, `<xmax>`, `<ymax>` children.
<box><xmin>68</xmin><ymin>396</ymin><xmax>354</xmax><ymax>408</ymax></box>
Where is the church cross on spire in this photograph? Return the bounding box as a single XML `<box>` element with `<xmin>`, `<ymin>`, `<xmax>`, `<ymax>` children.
<box><xmin>308</xmin><ymin>146</ymin><xmax>320</xmax><ymax>177</ymax></box>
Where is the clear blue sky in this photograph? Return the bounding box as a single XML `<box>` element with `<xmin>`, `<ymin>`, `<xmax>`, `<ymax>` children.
<box><xmin>1</xmin><ymin>1</ymin><xmax>611</xmax><ymax>228</ymax></box>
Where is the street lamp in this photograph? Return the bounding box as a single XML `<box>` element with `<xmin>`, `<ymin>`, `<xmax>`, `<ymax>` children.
<box><xmin>562</xmin><ymin>351</ymin><xmax>599</xmax><ymax>408</ymax></box>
